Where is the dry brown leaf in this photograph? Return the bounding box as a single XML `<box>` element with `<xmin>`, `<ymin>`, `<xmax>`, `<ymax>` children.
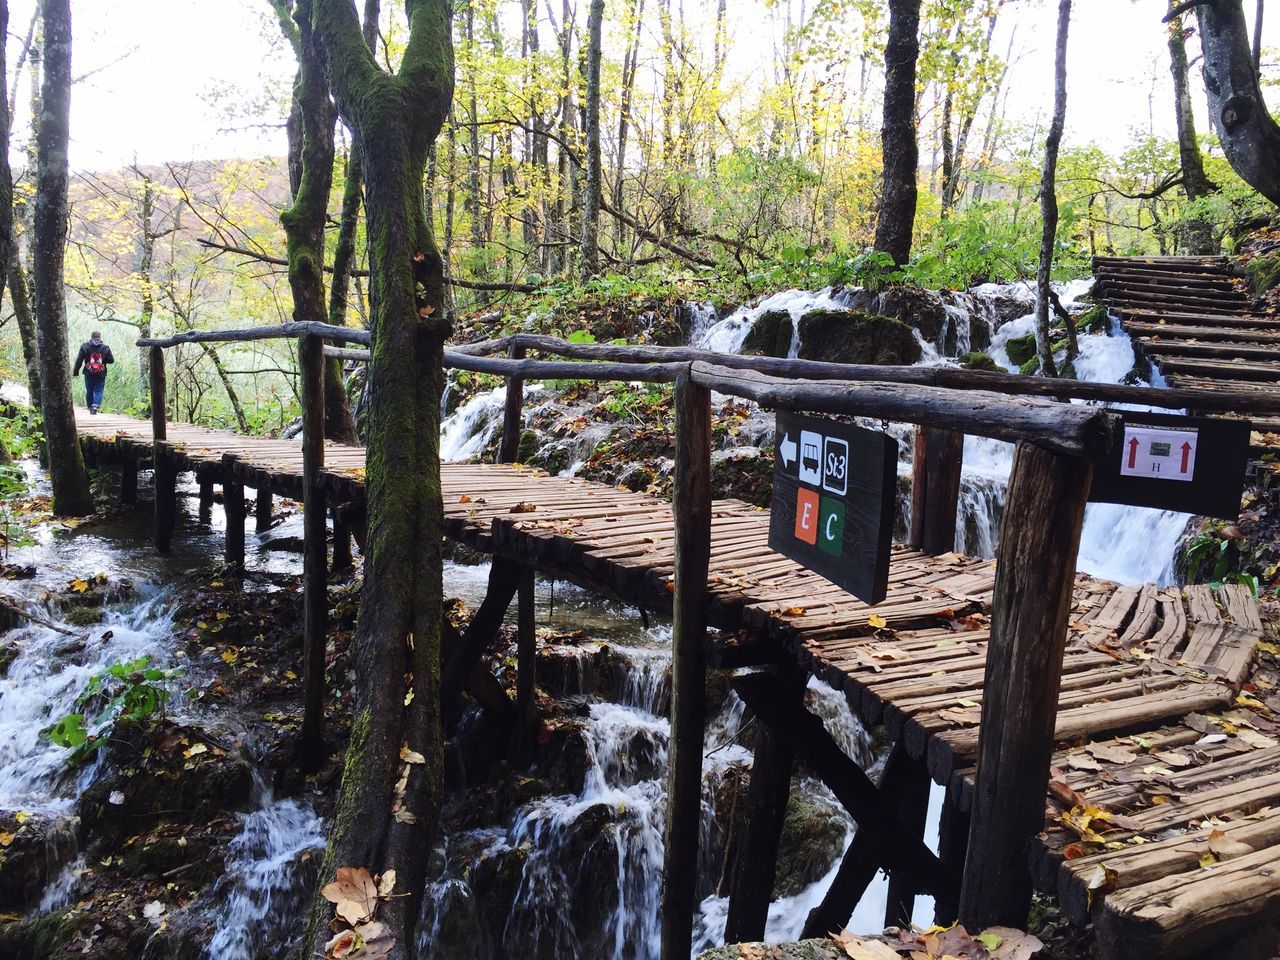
<box><xmin>1085</xmin><ymin>743</ymin><xmax>1139</xmax><ymax>764</ymax></box>
<box><xmin>1152</xmin><ymin>750</ymin><xmax>1193</xmax><ymax>769</ymax></box>
<box><xmin>1048</xmin><ymin>780</ymin><xmax>1085</xmax><ymax>809</ymax></box>
<box><xmin>1067</xmin><ymin>754</ymin><xmax>1102</xmax><ymax>772</ymax></box>
<box><xmin>839</xmin><ymin>936</ymin><xmax>902</xmax><ymax>960</ymax></box>
<box><xmin>321</xmin><ymin>866</ymin><xmax>378</xmax><ymax>925</ymax></box>
<box><xmin>1207</xmin><ymin>829</ymin><xmax>1255</xmax><ymax>860</ymax></box>
<box><xmin>986</xmin><ymin>927</ymin><xmax>1045</xmax><ymax>960</ymax></box>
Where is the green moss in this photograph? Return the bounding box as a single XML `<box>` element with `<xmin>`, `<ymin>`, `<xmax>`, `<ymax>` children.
<box><xmin>1246</xmin><ymin>253</ymin><xmax>1280</xmax><ymax>296</ymax></box>
<box><xmin>1019</xmin><ymin>356</ymin><xmax>1041</xmax><ymax>376</ymax></box>
<box><xmin>796</xmin><ymin>310</ymin><xmax>922</xmax><ymax>365</ymax></box>
<box><xmin>741</xmin><ymin>309</ymin><xmax>793</xmax><ymax>358</ymax></box>
<box><xmin>1076</xmin><ymin>304</ymin><xmax>1109</xmax><ymax>333</ymax></box>
<box><xmin>958</xmin><ymin>351</ymin><xmax>999</xmax><ymax>372</ymax></box>
<box><xmin>1005</xmin><ymin>332</ymin><xmax>1037</xmax><ymax>367</ymax></box>
<box><xmin>65</xmin><ymin>606</ymin><xmax>104</xmax><ymax>627</ymax></box>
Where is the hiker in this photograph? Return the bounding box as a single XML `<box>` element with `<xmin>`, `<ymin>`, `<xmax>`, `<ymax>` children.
<box><xmin>73</xmin><ymin>331</ymin><xmax>114</xmax><ymax>414</ymax></box>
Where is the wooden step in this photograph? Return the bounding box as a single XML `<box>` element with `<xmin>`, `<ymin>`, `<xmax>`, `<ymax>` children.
<box><xmin>1156</xmin><ymin>357</ymin><xmax>1280</xmax><ymax>382</ymax></box>
<box><xmin>1117</xmin><ymin>310</ymin><xmax>1280</xmax><ymax>330</ymax></box>
<box><xmin>1124</xmin><ymin>321</ymin><xmax>1280</xmax><ymax>344</ymax></box>
<box><xmin>1136</xmin><ymin>340</ymin><xmax>1280</xmax><ymax>363</ymax></box>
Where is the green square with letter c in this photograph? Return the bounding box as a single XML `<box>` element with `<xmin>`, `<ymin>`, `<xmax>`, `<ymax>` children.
<box><xmin>818</xmin><ymin>497</ymin><xmax>845</xmax><ymax>557</ymax></box>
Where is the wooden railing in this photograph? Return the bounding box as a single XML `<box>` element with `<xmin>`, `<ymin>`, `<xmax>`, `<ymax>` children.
<box><xmin>136</xmin><ymin>322</ymin><xmax>1257</xmax><ymax>954</ymax></box>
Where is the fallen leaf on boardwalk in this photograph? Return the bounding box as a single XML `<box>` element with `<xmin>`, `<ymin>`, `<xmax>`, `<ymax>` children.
<box><xmin>782</xmin><ymin>607</ymin><xmax>805</xmax><ymax>617</ymax></box>
<box><xmin>1067</xmin><ymin>755</ymin><xmax>1102</xmax><ymax>772</ymax></box>
<box><xmin>831</xmin><ymin>934</ymin><xmax>901</xmax><ymax>960</ymax></box>
<box><xmin>868</xmin><ymin>647</ymin><xmax>908</xmax><ymax>661</ymax></box>
<box><xmin>509</xmin><ymin>501</ymin><xmax>537</xmax><ymax>513</ymax></box>
<box><xmin>867</xmin><ymin>614</ymin><xmax>888</xmax><ymax>629</ymax></box>
<box><xmin>399</xmin><ymin>746</ymin><xmax>426</xmax><ymax>765</ymax></box>
<box><xmin>939</xmin><ymin>707</ymin><xmax>981</xmax><ymax>726</ymax></box>
<box><xmin>1236</xmin><ymin>729</ymin><xmax>1278</xmax><ymax>749</ymax></box>
<box><xmin>986</xmin><ymin>927</ymin><xmax>1044</xmax><ymax>960</ymax></box>
<box><xmin>1049</xmin><ymin>780</ymin><xmax>1085</xmax><ymax>809</ymax></box>
<box><xmin>321</xmin><ymin>866</ymin><xmax>379</xmax><ymax>925</ymax></box>
<box><xmin>1199</xmin><ymin>852</ymin><xmax>1217</xmax><ymax>869</ymax></box>
<box><xmin>1085</xmin><ymin>863</ymin><xmax>1117</xmax><ymax>894</ymax></box>
<box><xmin>1196</xmin><ymin>734</ymin><xmax>1228</xmax><ymax>745</ymax></box>
<box><xmin>1152</xmin><ymin>750</ymin><xmax>1193</xmax><ymax>768</ymax></box>
<box><xmin>1207</xmin><ymin>829</ymin><xmax>1255</xmax><ymax>860</ymax></box>
<box><xmin>1086</xmin><ymin>743</ymin><xmax>1139</xmax><ymax>764</ymax></box>
<box><xmin>1062</xmin><ymin>843</ymin><xmax>1085</xmax><ymax>860</ymax></box>
<box><xmin>458</xmin><ymin>494</ymin><xmax>471</xmax><ymax>504</ymax></box>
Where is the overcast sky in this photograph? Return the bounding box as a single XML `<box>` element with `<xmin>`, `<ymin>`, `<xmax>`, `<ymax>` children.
<box><xmin>5</xmin><ymin>0</ymin><xmax>1276</xmax><ymax>172</ymax></box>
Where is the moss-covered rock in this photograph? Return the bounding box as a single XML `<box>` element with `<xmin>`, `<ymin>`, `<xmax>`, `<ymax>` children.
<box><xmin>1247</xmin><ymin>253</ymin><xmax>1280</xmax><ymax>296</ymax></box>
<box><xmin>797</xmin><ymin>310</ymin><xmax>921</xmax><ymax>366</ymax></box>
<box><xmin>741</xmin><ymin>309</ymin><xmax>794</xmax><ymax>359</ymax></box>
<box><xmin>969</xmin><ymin>313</ymin><xmax>993</xmax><ymax>352</ymax></box>
<box><xmin>1005</xmin><ymin>332</ymin><xmax>1038</xmax><ymax>367</ymax></box>
<box><xmin>773</xmin><ymin>793</ymin><xmax>848</xmax><ymax>897</ymax></box>
<box><xmin>958</xmin><ymin>351</ymin><xmax>999</xmax><ymax>372</ymax></box>
<box><xmin>0</xmin><ymin>811</ymin><xmax>79</xmax><ymax>912</ymax></box>
<box><xmin>1019</xmin><ymin>356</ymin><xmax>1041</xmax><ymax>376</ymax></box>
<box><xmin>64</xmin><ymin>606</ymin><xmax>104</xmax><ymax>627</ymax></box>
<box><xmin>712</xmin><ymin>448</ymin><xmax>774</xmax><ymax>507</ymax></box>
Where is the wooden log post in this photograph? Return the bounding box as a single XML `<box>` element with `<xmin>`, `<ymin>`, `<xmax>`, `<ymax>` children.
<box><xmin>514</xmin><ymin>567</ymin><xmax>537</xmax><ymax>765</ymax></box>
<box><xmin>724</xmin><ymin>663</ymin><xmax>805</xmax><ymax>944</ymax></box>
<box><xmin>498</xmin><ymin>343</ymin><xmax>526</xmax><ymax>464</ymax></box>
<box><xmin>958</xmin><ymin>441</ymin><xmax>1093</xmax><ymax>930</ymax></box>
<box><xmin>299</xmin><ymin>333</ymin><xmax>328</xmax><ymax>772</ymax></box>
<box><xmin>909</xmin><ymin>426</ymin><xmax>965</xmax><ymax>555</ymax></box>
<box><xmin>331</xmin><ymin>505</ymin><xmax>353</xmax><ymax>575</ymax></box>
<box><xmin>150</xmin><ymin>346</ymin><xmax>176</xmax><ymax>554</ymax></box>
<box><xmin>659</xmin><ymin>371</ymin><xmax>712</xmax><ymax>960</ymax></box>
<box><xmin>119</xmin><ymin>456</ymin><xmax>137</xmax><ymax>505</ymax></box>
<box><xmin>885</xmin><ymin>748</ymin><xmax>933</xmax><ymax>927</ymax></box>
<box><xmin>198</xmin><ymin>478</ymin><xmax>214</xmax><ymax>525</ymax></box>
<box><xmin>221</xmin><ymin>455</ymin><xmax>245</xmax><ymax>573</ymax></box>
<box><xmin>934</xmin><ymin>794</ymin><xmax>971</xmax><ymax>924</ymax></box>
<box><xmin>255</xmin><ymin>486</ymin><xmax>273</xmax><ymax>533</ymax></box>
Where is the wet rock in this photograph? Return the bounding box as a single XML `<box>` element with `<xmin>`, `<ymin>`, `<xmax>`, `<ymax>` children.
<box><xmin>533</xmin><ymin>715</ymin><xmax>592</xmax><ymax>796</ymax></box>
<box><xmin>741</xmin><ymin>309</ymin><xmax>794</xmax><ymax>359</ymax></box>
<box><xmin>64</xmin><ymin>606</ymin><xmax>104</xmax><ymax>627</ymax></box>
<box><xmin>0</xmin><ymin>810</ymin><xmax>80</xmax><ymax>912</ymax></box>
<box><xmin>259</xmin><ymin>534</ymin><xmax>305</xmax><ymax>554</ymax></box>
<box><xmin>796</xmin><ymin>310</ymin><xmax>921</xmax><ymax>366</ymax></box>
<box><xmin>697</xmin><ymin>940</ymin><xmax>846</xmax><ymax>960</ymax></box>
<box><xmin>45</xmin><ymin>575</ymin><xmax>136</xmax><ymax>614</ymax></box>
<box><xmin>969</xmin><ymin>312</ymin><xmax>993</xmax><ymax>352</ymax></box>
<box><xmin>958</xmin><ymin>351</ymin><xmax>999</xmax><ymax>372</ymax></box>
<box><xmin>984</xmin><ymin>287</ymin><xmax>1036</xmax><ymax>329</ymax></box>
<box><xmin>0</xmin><ymin>639</ymin><xmax>17</xmax><ymax>676</ymax></box>
<box><xmin>1005</xmin><ymin>332</ymin><xmax>1038</xmax><ymax>367</ymax></box>
<box><xmin>78</xmin><ymin>720</ymin><xmax>254</xmax><ymax>846</ymax></box>
<box><xmin>774</xmin><ymin>791</ymin><xmax>848</xmax><ymax>897</ymax></box>
<box><xmin>711</xmin><ymin>448</ymin><xmax>773</xmax><ymax>507</ymax></box>
<box><xmin>137</xmin><ymin>906</ymin><xmax>211</xmax><ymax>960</ymax></box>
<box><xmin>856</xmin><ymin>285</ymin><xmax>949</xmax><ymax>343</ymax></box>
<box><xmin>704</xmin><ymin>762</ymin><xmax>751</xmax><ymax>896</ymax></box>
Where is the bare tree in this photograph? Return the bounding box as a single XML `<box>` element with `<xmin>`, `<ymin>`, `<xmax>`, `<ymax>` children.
<box><xmin>32</xmin><ymin>0</ymin><xmax>91</xmax><ymax>515</ymax></box>
<box><xmin>1034</xmin><ymin>0</ymin><xmax>1072</xmax><ymax>378</ymax></box>
<box><xmin>580</xmin><ymin>0</ymin><xmax>604</xmax><ymax>277</ymax></box>
<box><xmin>1167</xmin><ymin>8</ymin><xmax>1218</xmax><ymax>253</ymax></box>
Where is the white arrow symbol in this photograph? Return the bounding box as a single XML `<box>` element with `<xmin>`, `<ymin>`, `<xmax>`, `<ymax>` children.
<box><xmin>779</xmin><ymin>433</ymin><xmax>797</xmax><ymax>469</ymax></box>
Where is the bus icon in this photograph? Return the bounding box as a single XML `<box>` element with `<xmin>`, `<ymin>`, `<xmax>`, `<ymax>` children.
<box><xmin>799</xmin><ymin>431</ymin><xmax>822</xmax><ymax>485</ymax></box>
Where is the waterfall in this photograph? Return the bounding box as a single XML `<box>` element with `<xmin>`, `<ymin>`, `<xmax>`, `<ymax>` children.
<box><xmin>696</xmin><ymin>289</ymin><xmax>847</xmax><ymax>357</ymax></box>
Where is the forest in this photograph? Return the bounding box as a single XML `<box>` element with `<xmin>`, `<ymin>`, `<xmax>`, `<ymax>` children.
<box><xmin>0</xmin><ymin>1</ymin><xmax>1276</xmax><ymax>960</ymax></box>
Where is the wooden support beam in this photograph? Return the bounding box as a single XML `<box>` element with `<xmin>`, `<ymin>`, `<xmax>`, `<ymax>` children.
<box><xmin>660</xmin><ymin>373</ymin><xmax>712</xmax><ymax>960</ymax></box>
<box><xmin>934</xmin><ymin>794</ymin><xmax>971</xmax><ymax>924</ymax></box>
<box><xmin>499</xmin><ymin>344</ymin><xmax>526</xmax><ymax>464</ymax></box>
<box><xmin>885</xmin><ymin>749</ymin><xmax>933</xmax><ymax>927</ymax></box>
<box><xmin>221</xmin><ymin>454</ymin><xmax>245</xmax><ymax>572</ymax></box>
<box><xmin>331</xmin><ymin>505</ymin><xmax>353</xmax><ymax>575</ymax></box>
<box><xmin>198</xmin><ymin>478</ymin><xmax>214</xmax><ymax>525</ymax></box>
<box><xmin>119</xmin><ymin>457</ymin><xmax>137</xmax><ymax>505</ymax></box>
<box><xmin>154</xmin><ymin>456</ymin><xmax>177</xmax><ymax>555</ymax></box>
<box><xmin>958</xmin><ymin>441</ymin><xmax>1093</xmax><ymax>930</ymax></box>
<box><xmin>514</xmin><ymin>566</ymin><xmax>537</xmax><ymax>764</ymax></box>
<box><xmin>150</xmin><ymin>346</ymin><xmax>172</xmax><ymax>553</ymax></box>
<box><xmin>442</xmin><ymin>619</ymin><xmax>516</xmax><ymax>729</ymax></box>
<box><xmin>440</xmin><ymin>555</ymin><xmax>523</xmax><ymax>708</ymax></box>
<box><xmin>724</xmin><ymin>663</ymin><xmax>805</xmax><ymax>944</ymax></box>
<box><xmin>299</xmin><ymin>333</ymin><xmax>328</xmax><ymax>773</ymax></box>
<box><xmin>255</xmin><ymin>486</ymin><xmax>273</xmax><ymax>533</ymax></box>
<box><xmin>909</xmin><ymin>427</ymin><xmax>964</xmax><ymax>555</ymax></box>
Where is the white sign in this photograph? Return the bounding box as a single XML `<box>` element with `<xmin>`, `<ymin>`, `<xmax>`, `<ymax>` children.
<box><xmin>1119</xmin><ymin>424</ymin><xmax>1197</xmax><ymax>482</ymax></box>
<box><xmin>799</xmin><ymin>430</ymin><xmax>823</xmax><ymax>486</ymax></box>
<box><xmin>823</xmin><ymin>437</ymin><xmax>849</xmax><ymax>495</ymax></box>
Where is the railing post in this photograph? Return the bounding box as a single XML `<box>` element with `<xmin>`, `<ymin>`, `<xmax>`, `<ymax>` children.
<box><xmin>514</xmin><ymin>567</ymin><xmax>537</xmax><ymax>765</ymax></box>
<box><xmin>299</xmin><ymin>333</ymin><xmax>328</xmax><ymax>771</ymax></box>
<box><xmin>959</xmin><ymin>440</ymin><xmax>1092</xmax><ymax>929</ymax></box>
<box><xmin>660</xmin><ymin>369</ymin><xmax>712</xmax><ymax>960</ymax></box>
<box><xmin>119</xmin><ymin>455</ymin><xmax>137</xmax><ymax>505</ymax></box>
<box><xmin>909</xmin><ymin>425</ymin><xmax>964</xmax><ymax>555</ymax></box>
<box><xmin>255</xmin><ymin>485</ymin><xmax>273</xmax><ymax>533</ymax></box>
<box><xmin>198</xmin><ymin>477</ymin><xmax>214</xmax><ymax>524</ymax></box>
<box><xmin>150</xmin><ymin>346</ymin><xmax>176</xmax><ymax>554</ymax></box>
<box><xmin>221</xmin><ymin>454</ymin><xmax>245</xmax><ymax>572</ymax></box>
<box><xmin>498</xmin><ymin>343</ymin><xmax>526</xmax><ymax>464</ymax></box>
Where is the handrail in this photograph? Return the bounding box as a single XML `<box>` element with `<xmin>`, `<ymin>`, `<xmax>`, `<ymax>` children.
<box><xmin>138</xmin><ymin>321</ymin><xmax>371</xmax><ymax>349</ymax></box>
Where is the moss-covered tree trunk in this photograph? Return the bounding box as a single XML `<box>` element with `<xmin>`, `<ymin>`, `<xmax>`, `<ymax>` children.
<box><xmin>303</xmin><ymin>1</ymin><xmax>453</xmax><ymax>957</ymax></box>
<box><xmin>32</xmin><ymin>0</ymin><xmax>91</xmax><ymax>516</ymax></box>
<box><xmin>1034</xmin><ymin>0</ymin><xmax>1071</xmax><ymax>379</ymax></box>
<box><xmin>873</xmin><ymin>0</ymin><xmax>920</xmax><ymax>266</ymax></box>
<box><xmin>276</xmin><ymin>0</ymin><xmax>359</xmax><ymax>445</ymax></box>
<box><xmin>1167</xmin><ymin>8</ymin><xmax>1217</xmax><ymax>254</ymax></box>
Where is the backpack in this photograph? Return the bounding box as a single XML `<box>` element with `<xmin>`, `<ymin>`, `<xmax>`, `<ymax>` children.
<box><xmin>86</xmin><ymin>350</ymin><xmax>105</xmax><ymax>376</ymax></box>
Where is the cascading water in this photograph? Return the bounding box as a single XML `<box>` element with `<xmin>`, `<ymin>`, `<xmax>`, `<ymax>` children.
<box><xmin>696</xmin><ymin>289</ymin><xmax>848</xmax><ymax>357</ymax></box>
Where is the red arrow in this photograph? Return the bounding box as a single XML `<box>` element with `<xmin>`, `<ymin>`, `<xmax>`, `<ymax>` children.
<box><xmin>1127</xmin><ymin>436</ymin><xmax>1139</xmax><ymax>469</ymax></box>
<box><xmin>1181</xmin><ymin>441</ymin><xmax>1192</xmax><ymax>473</ymax></box>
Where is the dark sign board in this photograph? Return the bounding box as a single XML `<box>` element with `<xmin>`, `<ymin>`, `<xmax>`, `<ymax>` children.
<box><xmin>769</xmin><ymin>411</ymin><xmax>897</xmax><ymax>605</ymax></box>
<box><xmin>1088</xmin><ymin>412</ymin><xmax>1250</xmax><ymax>520</ymax></box>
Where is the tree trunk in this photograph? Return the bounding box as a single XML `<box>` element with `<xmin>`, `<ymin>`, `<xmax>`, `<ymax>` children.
<box><xmin>198</xmin><ymin>342</ymin><xmax>249</xmax><ymax>433</ymax></box>
<box><xmin>280</xmin><ymin>0</ymin><xmax>359</xmax><ymax>445</ymax></box>
<box><xmin>873</xmin><ymin>0</ymin><xmax>921</xmax><ymax>266</ymax></box>
<box><xmin>32</xmin><ymin>0</ymin><xmax>90</xmax><ymax>516</ymax></box>
<box><xmin>304</xmin><ymin>2</ymin><xmax>453</xmax><ymax>957</ymax></box>
<box><xmin>135</xmin><ymin>171</ymin><xmax>156</xmax><ymax>380</ymax></box>
<box><xmin>8</xmin><ymin>246</ymin><xmax>38</xmax><ymax>412</ymax></box>
<box><xmin>579</xmin><ymin>0</ymin><xmax>604</xmax><ymax>278</ymax></box>
<box><xmin>1194</xmin><ymin>0</ymin><xmax>1280</xmax><ymax>207</ymax></box>
<box><xmin>1168</xmin><ymin>9</ymin><xmax>1218</xmax><ymax>253</ymax></box>
<box><xmin>613</xmin><ymin>0</ymin><xmax>644</xmax><ymax>250</ymax></box>
<box><xmin>1034</xmin><ymin>0</ymin><xmax>1072</xmax><ymax>378</ymax></box>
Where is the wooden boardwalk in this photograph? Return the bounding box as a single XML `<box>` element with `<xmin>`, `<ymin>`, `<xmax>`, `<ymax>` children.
<box><xmin>1093</xmin><ymin>255</ymin><xmax>1280</xmax><ymax>446</ymax></box>
<box><xmin>76</xmin><ymin>408</ymin><xmax>1274</xmax><ymax>958</ymax></box>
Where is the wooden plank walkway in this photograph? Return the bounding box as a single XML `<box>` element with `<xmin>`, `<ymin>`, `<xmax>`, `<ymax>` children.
<box><xmin>1093</xmin><ymin>255</ymin><xmax>1280</xmax><ymax>448</ymax></box>
<box><xmin>75</xmin><ymin>407</ymin><xmax>1272</xmax><ymax>958</ymax></box>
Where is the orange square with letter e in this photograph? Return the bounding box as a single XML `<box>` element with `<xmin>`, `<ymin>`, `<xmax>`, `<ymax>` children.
<box><xmin>794</xmin><ymin>488</ymin><xmax>820</xmax><ymax>545</ymax></box>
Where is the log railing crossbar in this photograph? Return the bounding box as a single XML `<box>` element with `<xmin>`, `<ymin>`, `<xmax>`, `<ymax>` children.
<box><xmin>133</xmin><ymin>323</ymin><xmax>1226</xmax><ymax>956</ymax></box>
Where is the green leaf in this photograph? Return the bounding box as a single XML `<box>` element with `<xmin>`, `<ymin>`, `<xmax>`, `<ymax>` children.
<box><xmin>47</xmin><ymin>713</ymin><xmax>88</xmax><ymax>748</ymax></box>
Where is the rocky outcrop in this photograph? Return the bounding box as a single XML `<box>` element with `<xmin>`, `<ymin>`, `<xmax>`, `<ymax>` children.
<box><xmin>741</xmin><ymin>309</ymin><xmax>794</xmax><ymax>358</ymax></box>
<box><xmin>797</xmin><ymin>310</ymin><xmax>922</xmax><ymax>366</ymax></box>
